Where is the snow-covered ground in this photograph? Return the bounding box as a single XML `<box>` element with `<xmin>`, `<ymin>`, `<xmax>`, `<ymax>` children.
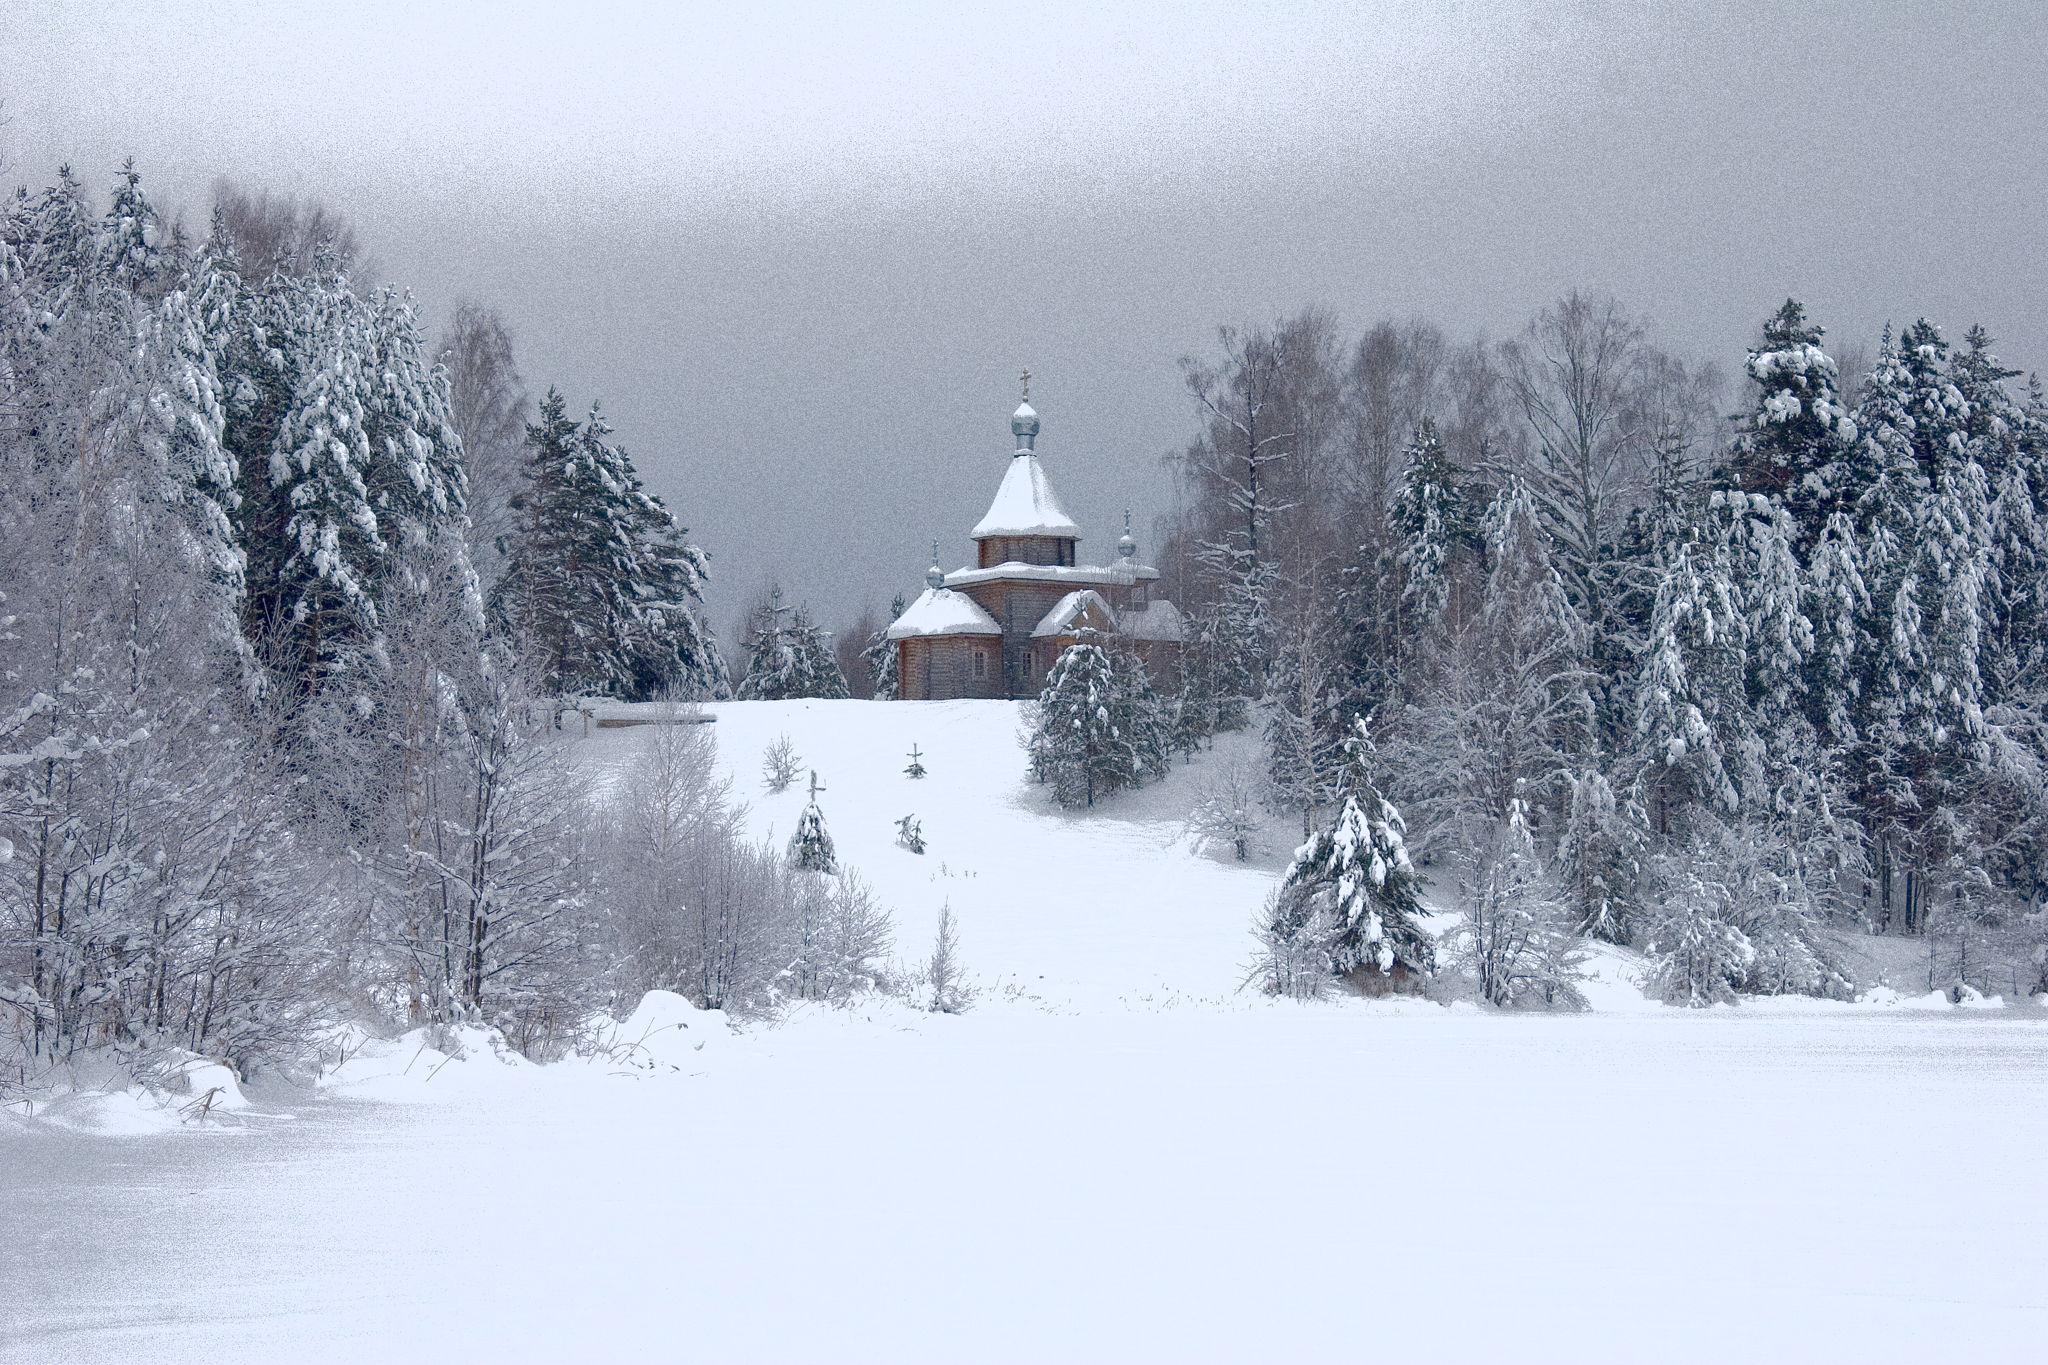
<box><xmin>5</xmin><ymin>700</ymin><xmax>2046</xmax><ymax>1363</ymax></box>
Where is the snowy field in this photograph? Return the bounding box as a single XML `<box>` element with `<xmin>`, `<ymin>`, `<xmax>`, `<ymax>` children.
<box><xmin>5</xmin><ymin>700</ymin><xmax>2047</xmax><ymax>1363</ymax></box>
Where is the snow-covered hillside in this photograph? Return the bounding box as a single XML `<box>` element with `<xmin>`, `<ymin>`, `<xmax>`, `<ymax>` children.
<box><xmin>580</xmin><ymin>698</ymin><xmax>1278</xmax><ymax>1007</ymax></box>
<box><xmin>7</xmin><ymin>700</ymin><xmax>2048</xmax><ymax>1364</ymax></box>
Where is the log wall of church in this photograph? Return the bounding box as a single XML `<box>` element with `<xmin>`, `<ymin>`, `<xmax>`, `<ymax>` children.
<box><xmin>976</xmin><ymin>535</ymin><xmax>1075</xmax><ymax>568</ymax></box>
<box><xmin>895</xmin><ymin>636</ymin><xmax>1005</xmax><ymax>701</ymax></box>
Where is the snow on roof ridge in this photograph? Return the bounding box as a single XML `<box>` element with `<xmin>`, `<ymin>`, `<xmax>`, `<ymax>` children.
<box><xmin>969</xmin><ymin>453</ymin><xmax>1082</xmax><ymax>540</ymax></box>
<box><xmin>885</xmin><ymin>586</ymin><xmax>1004</xmax><ymax>640</ymax></box>
<box><xmin>1031</xmin><ymin>589</ymin><xmax>1115</xmax><ymax>638</ymax></box>
<box><xmin>943</xmin><ymin>561</ymin><xmax>1156</xmax><ymax>590</ymax></box>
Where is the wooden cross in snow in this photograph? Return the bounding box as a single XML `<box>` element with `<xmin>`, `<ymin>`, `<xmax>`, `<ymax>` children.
<box><xmin>808</xmin><ymin>770</ymin><xmax>826</xmax><ymax>800</ymax></box>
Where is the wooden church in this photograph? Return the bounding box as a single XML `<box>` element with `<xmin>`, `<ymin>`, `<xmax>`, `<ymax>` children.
<box><xmin>888</xmin><ymin>387</ymin><xmax>1183</xmax><ymax>701</ymax></box>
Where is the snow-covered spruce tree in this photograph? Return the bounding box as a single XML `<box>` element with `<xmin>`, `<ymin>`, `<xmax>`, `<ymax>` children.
<box><xmin>862</xmin><ymin>595</ymin><xmax>905</xmax><ymax>701</ymax></box>
<box><xmin>1843</xmin><ymin>320</ymin><xmax>1996</xmax><ymax>933</ymax></box>
<box><xmin>788</xmin><ymin>778</ymin><xmax>839</xmax><ymax>874</ymax></box>
<box><xmin>1725</xmin><ymin>300</ymin><xmax>1859</xmax><ymax>532</ymax></box>
<box><xmin>1265</xmin><ymin>719</ymin><xmax>1433</xmax><ymax>991</ymax></box>
<box><xmin>491</xmin><ymin>392</ymin><xmax>723</xmax><ymax>701</ymax></box>
<box><xmin>1026</xmin><ymin>629</ymin><xmax>1145</xmax><ymax>808</ymax></box>
<box><xmin>1388</xmin><ymin>417</ymin><xmax>1475</xmax><ymax>686</ymax></box>
<box><xmin>735</xmin><ymin>592</ymin><xmax>848</xmax><ymax>700</ymax></box>
<box><xmin>895</xmin><ymin>815</ymin><xmax>926</xmax><ymax>854</ymax></box>
<box><xmin>583</xmin><ymin>405</ymin><xmax>726</xmax><ymax>701</ymax></box>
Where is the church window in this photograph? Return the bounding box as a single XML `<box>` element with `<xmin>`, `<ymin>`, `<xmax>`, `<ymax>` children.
<box><xmin>971</xmin><ymin>647</ymin><xmax>988</xmax><ymax>680</ymax></box>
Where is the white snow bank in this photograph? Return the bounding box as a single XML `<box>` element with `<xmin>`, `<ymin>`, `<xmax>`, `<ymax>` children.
<box><xmin>588</xmin><ymin>991</ymin><xmax>736</xmax><ymax>1075</ymax></box>
<box><xmin>318</xmin><ymin>1024</ymin><xmax>534</xmax><ymax>1102</ymax></box>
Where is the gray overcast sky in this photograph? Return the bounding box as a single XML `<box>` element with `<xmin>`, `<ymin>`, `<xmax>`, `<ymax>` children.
<box><xmin>5</xmin><ymin>0</ymin><xmax>2046</xmax><ymax>636</ymax></box>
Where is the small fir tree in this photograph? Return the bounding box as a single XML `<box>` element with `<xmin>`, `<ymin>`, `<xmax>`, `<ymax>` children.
<box><xmin>1273</xmin><ymin>718</ymin><xmax>1434</xmax><ymax>984</ymax></box>
<box><xmin>895</xmin><ymin>814</ymin><xmax>926</xmax><ymax>854</ymax></box>
<box><xmin>787</xmin><ymin>773</ymin><xmax>838</xmax><ymax>874</ymax></box>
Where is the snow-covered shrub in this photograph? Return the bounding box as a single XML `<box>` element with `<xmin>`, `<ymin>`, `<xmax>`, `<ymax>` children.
<box><xmin>921</xmin><ymin>903</ymin><xmax>973</xmax><ymax>1013</ymax></box>
<box><xmin>1186</xmin><ymin>756</ymin><xmax>1265</xmax><ymax>862</ymax></box>
<box><xmin>1445</xmin><ymin>801</ymin><xmax>1588</xmax><ymax>1010</ymax></box>
<box><xmin>1642</xmin><ymin>818</ymin><xmax>1849</xmax><ymax>1006</ymax></box>
<box><xmin>761</xmin><ymin>734</ymin><xmax>803</xmax><ymax>793</ymax></box>
<box><xmin>1246</xmin><ymin>887</ymin><xmax>1332</xmax><ymax>1000</ymax></box>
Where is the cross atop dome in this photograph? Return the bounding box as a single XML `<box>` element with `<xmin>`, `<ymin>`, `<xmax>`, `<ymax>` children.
<box><xmin>1011</xmin><ymin>369</ymin><xmax>1040</xmax><ymax>454</ymax></box>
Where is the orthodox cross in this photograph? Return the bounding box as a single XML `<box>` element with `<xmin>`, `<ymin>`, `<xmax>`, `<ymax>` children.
<box><xmin>808</xmin><ymin>770</ymin><xmax>826</xmax><ymax>800</ymax></box>
<box><xmin>1020</xmin><ymin>368</ymin><xmax>1031</xmax><ymax>402</ymax></box>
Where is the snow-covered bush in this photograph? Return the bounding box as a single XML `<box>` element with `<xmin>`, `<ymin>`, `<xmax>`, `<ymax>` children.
<box><xmin>761</xmin><ymin>734</ymin><xmax>804</xmax><ymax>792</ymax></box>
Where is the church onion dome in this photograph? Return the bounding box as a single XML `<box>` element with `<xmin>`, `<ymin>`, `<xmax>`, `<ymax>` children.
<box><xmin>970</xmin><ymin>453</ymin><xmax>1082</xmax><ymax>540</ymax></box>
<box><xmin>1117</xmin><ymin>509</ymin><xmax>1138</xmax><ymax>560</ymax></box>
<box><xmin>1011</xmin><ymin>400</ymin><xmax>1040</xmax><ymax>450</ymax></box>
<box><xmin>886</xmin><ymin>586</ymin><xmax>1003</xmax><ymax>640</ymax></box>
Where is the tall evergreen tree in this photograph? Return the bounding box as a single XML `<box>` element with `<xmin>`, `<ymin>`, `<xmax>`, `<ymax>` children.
<box><xmin>1027</xmin><ymin>629</ymin><xmax>1146</xmax><ymax>808</ymax></box>
<box><xmin>1726</xmin><ymin>300</ymin><xmax>1858</xmax><ymax>535</ymax></box>
<box><xmin>492</xmin><ymin>393</ymin><xmax>721</xmax><ymax>699</ymax></box>
<box><xmin>863</xmin><ymin>595</ymin><xmax>905</xmax><ymax>701</ymax></box>
<box><xmin>1388</xmin><ymin>417</ymin><xmax>1473</xmax><ymax>673</ymax></box>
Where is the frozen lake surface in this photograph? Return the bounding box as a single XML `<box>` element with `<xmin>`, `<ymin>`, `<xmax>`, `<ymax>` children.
<box><xmin>5</xmin><ymin>702</ymin><xmax>2045</xmax><ymax>1362</ymax></box>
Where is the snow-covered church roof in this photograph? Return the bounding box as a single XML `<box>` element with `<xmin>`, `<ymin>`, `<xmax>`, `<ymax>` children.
<box><xmin>1117</xmin><ymin>599</ymin><xmax>1184</xmax><ymax>642</ymax></box>
<box><xmin>886</xmin><ymin>587</ymin><xmax>1003</xmax><ymax>640</ymax></box>
<box><xmin>970</xmin><ymin>454</ymin><xmax>1082</xmax><ymax>541</ymax></box>
<box><xmin>1030</xmin><ymin>589</ymin><xmax>1114</xmax><ymax>638</ymax></box>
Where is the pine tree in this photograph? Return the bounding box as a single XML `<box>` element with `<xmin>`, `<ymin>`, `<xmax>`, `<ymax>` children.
<box><xmin>1274</xmin><ymin>718</ymin><xmax>1434</xmax><ymax>984</ymax></box>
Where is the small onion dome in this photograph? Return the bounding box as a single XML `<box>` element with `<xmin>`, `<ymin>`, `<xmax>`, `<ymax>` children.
<box><xmin>925</xmin><ymin>540</ymin><xmax>946</xmax><ymax>589</ymax></box>
<box><xmin>1117</xmin><ymin>509</ymin><xmax>1138</xmax><ymax>559</ymax></box>
<box><xmin>1011</xmin><ymin>399</ymin><xmax>1040</xmax><ymax>450</ymax></box>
